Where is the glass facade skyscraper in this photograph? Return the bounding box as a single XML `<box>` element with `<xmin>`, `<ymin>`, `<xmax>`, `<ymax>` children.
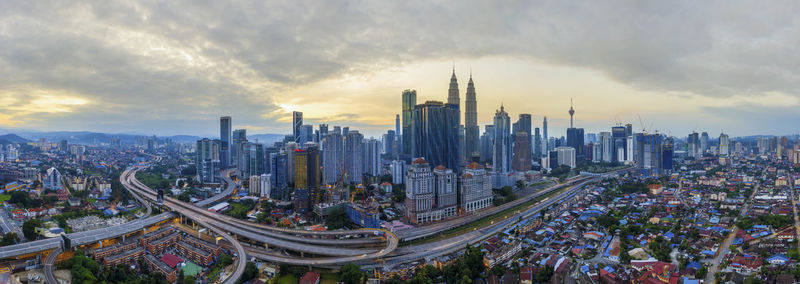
<box><xmin>401</xmin><ymin>89</ymin><xmax>417</xmax><ymax>161</ymax></box>
<box><xmin>413</xmin><ymin>101</ymin><xmax>461</xmax><ymax>171</ymax></box>
<box><xmin>219</xmin><ymin>116</ymin><xmax>231</xmax><ymax>168</ymax></box>
<box><xmin>493</xmin><ymin>105</ymin><xmax>511</xmax><ymax>173</ymax></box>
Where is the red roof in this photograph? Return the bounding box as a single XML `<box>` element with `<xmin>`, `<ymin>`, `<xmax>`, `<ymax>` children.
<box><xmin>161</xmin><ymin>253</ymin><xmax>182</xmax><ymax>268</ymax></box>
<box><xmin>412</xmin><ymin>157</ymin><xmax>427</xmax><ymax>165</ymax></box>
<box><xmin>299</xmin><ymin>271</ymin><xmax>321</xmax><ymax>284</ymax></box>
<box><xmin>466</xmin><ymin>162</ymin><xmax>484</xmax><ymax>170</ymax></box>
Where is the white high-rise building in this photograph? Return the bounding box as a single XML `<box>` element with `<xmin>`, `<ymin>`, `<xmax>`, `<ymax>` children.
<box><xmin>556</xmin><ymin>147</ymin><xmax>576</xmax><ymax>168</ymax></box>
<box><xmin>433</xmin><ymin>166</ymin><xmax>458</xmax><ymax>218</ymax></box>
<box><xmin>44</xmin><ymin>167</ymin><xmax>62</xmax><ymax>190</ymax></box>
<box><xmin>249</xmin><ymin>175</ymin><xmax>261</xmax><ymax>197</ymax></box>
<box><xmin>460</xmin><ymin>162</ymin><xmax>493</xmax><ymax>213</ymax></box>
<box><xmin>390</xmin><ymin>160</ymin><xmax>406</xmax><ymax>184</ymax></box>
<box><xmin>260</xmin><ymin>173</ymin><xmax>271</xmax><ymax>198</ymax></box>
<box><xmin>364</xmin><ymin>138</ymin><xmax>381</xmax><ymax>177</ymax></box>
<box><xmin>492</xmin><ymin>104</ymin><xmax>512</xmax><ymax>173</ymax></box>
<box><xmin>405</xmin><ymin>158</ymin><xmax>435</xmax><ymax>224</ymax></box>
<box><xmin>719</xmin><ymin>133</ymin><xmax>730</xmax><ymax>156</ymax></box>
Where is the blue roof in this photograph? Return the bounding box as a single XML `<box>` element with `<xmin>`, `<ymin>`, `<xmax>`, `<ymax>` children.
<box><xmin>767</xmin><ymin>254</ymin><xmax>789</xmax><ymax>262</ymax></box>
<box><xmin>686</xmin><ymin>261</ymin><xmax>702</xmax><ymax>270</ymax></box>
<box><xmin>603</xmin><ymin>266</ymin><xmax>614</xmax><ymax>274</ymax></box>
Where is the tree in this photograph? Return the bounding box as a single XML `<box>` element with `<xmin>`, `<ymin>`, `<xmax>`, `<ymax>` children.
<box><xmin>696</xmin><ymin>265</ymin><xmax>708</xmax><ymax>279</ymax></box>
<box><xmin>184</xmin><ymin>275</ymin><xmax>196</xmax><ymax>284</ymax></box>
<box><xmin>22</xmin><ymin>219</ymin><xmax>42</xmax><ymax>240</ymax></box>
<box><xmin>340</xmin><ymin>263</ymin><xmax>363</xmax><ymax>284</ymax></box>
<box><xmin>177</xmin><ymin>269</ymin><xmax>185</xmax><ymax>283</ymax></box>
<box><xmin>239</xmin><ymin>262</ymin><xmax>259</xmax><ymax>283</ymax></box>
<box><xmin>0</xmin><ymin>233</ymin><xmax>18</xmax><ymax>246</ymax></box>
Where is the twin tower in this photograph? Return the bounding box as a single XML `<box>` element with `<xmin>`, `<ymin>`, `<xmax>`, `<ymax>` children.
<box><xmin>448</xmin><ymin>68</ymin><xmax>480</xmax><ymax>162</ymax></box>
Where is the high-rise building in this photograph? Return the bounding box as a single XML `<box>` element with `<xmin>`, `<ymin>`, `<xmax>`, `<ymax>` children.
<box><xmin>322</xmin><ymin>131</ymin><xmax>344</xmax><ymax>185</ymax></box>
<box><xmin>662</xmin><ymin>137</ymin><xmax>674</xmax><ymax>172</ymax></box>
<box><xmin>44</xmin><ymin>167</ymin><xmax>62</xmax><ymax>190</ymax></box>
<box><xmin>447</xmin><ymin>68</ymin><xmax>460</xmax><ymax>106</ymax></box>
<box><xmin>634</xmin><ymin>133</ymin><xmax>663</xmax><ymax>176</ymax></box>
<box><xmin>597</xmin><ymin>132</ymin><xmax>613</xmax><ymax>162</ymax></box>
<box><xmin>405</xmin><ymin>158</ymin><xmax>435</xmax><ymax>224</ymax></box>
<box><xmin>249</xmin><ymin>143</ymin><xmax>265</xmax><ymax>177</ymax></box>
<box><xmin>433</xmin><ymin>165</ymin><xmax>457</xmax><ymax>218</ymax></box>
<box><xmin>534</xmin><ymin>127</ymin><xmax>542</xmax><ymax>159</ymax></box>
<box><xmin>700</xmin><ymin>132</ymin><xmax>709</xmax><ymax>154</ymax></box>
<box><xmin>305</xmin><ymin>143</ymin><xmax>322</xmax><ymax>204</ymax></box>
<box><xmin>318</xmin><ymin>124</ymin><xmax>328</xmax><ymax>145</ymax></box>
<box><xmin>196</xmin><ymin>138</ymin><xmax>221</xmax><ymax>183</ymax></box>
<box><xmin>719</xmin><ymin>133</ymin><xmax>730</xmax><ymax>156</ymax></box>
<box><xmin>385</xmin><ymin>130</ymin><xmax>397</xmax><ymax>158</ymax></box>
<box><xmin>687</xmin><ymin>132</ymin><xmax>700</xmax><ymax>158</ymax></box>
<box><xmin>413</xmin><ymin>101</ymin><xmax>460</xmax><ymax>171</ymax></box>
<box><xmin>566</xmin><ymin>127</ymin><xmax>585</xmax><ymax>159</ymax></box>
<box><xmin>219</xmin><ymin>116</ymin><xmax>232</xmax><ymax>168</ymax></box>
<box><xmin>480</xmin><ymin>125</ymin><xmax>495</xmax><ymax>162</ymax></box>
<box><xmin>493</xmin><ymin>105</ymin><xmax>512</xmax><ymax>173</ymax></box>
<box><xmin>269</xmin><ymin>153</ymin><xmax>288</xmax><ymax>199</ymax></box>
<box><xmin>294</xmin><ymin>149</ymin><xmax>309</xmax><ymax>190</ymax></box>
<box><xmin>612</xmin><ymin>126</ymin><xmax>627</xmax><ymax>162</ymax></box>
<box><xmin>395</xmin><ymin>114</ymin><xmax>401</xmax><ymax>144</ymax></box>
<box><xmin>513</xmin><ymin>114</ymin><xmax>532</xmax><ymax>162</ymax></box>
<box><xmin>543</xmin><ymin>116</ymin><xmax>550</xmax><ymax>152</ymax></box>
<box><xmin>512</xmin><ymin>132</ymin><xmax>531</xmax><ymax>172</ymax></box>
<box><xmin>390</xmin><ymin>160</ymin><xmax>406</xmax><ymax>184</ymax></box>
<box><xmin>292</xmin><ymin>111</ymin><xmax>303</xmax><ymax>143</ymax></box>
<box><xmin>285</xmin><ymin>142</ymin><xmax>298</xmax><ymax>186</ymax></box>
<box><xmin>364</xmin><ymin>138</ymin><xmax>381</xmax><ymax>177</ymax></box>
<box><xmin>344</xmin><ymin>130</ymin><xmax>364</xmax><ymax>184</ymax></box>
<box><xmin>460</xmin><ymin>162</ymin><xmax>493</xmax><ymax>213</ymax></box>
<box><xmin>464</xmin><ymin>74</ymin><xmax>479</xmax><ymax>161</ymax></box>
<box><xmin>556</xmin><ymin>146</ymin><xmax>576</xmax><ymax>168</ymax></box>
<box><xmin>401</xmin><ymin>89</ymin><xmax>417</xmax><ymax>160</ymax></box>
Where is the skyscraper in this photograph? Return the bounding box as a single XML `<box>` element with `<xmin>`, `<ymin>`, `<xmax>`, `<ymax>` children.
<box><xmin>534</xmin><ymin>127</ymin><xmax>542</xmax><ymax>159</ymax></box>
<box><xmin>493</xmin><ymin>104</ymin><xmax>512</xmax><ymax>173</ymax></box>
<box><xmin>292</xmin><ymin>111</ymin><xmax>303</xmax><ymax>143</ymax></box>
<box><xmin>322</xmin><ymin>131</ymin><xmax>344</xmax><ymax>185</ymax></box>
<box><xmin>700</xmin><ymin>132</ymin><xmax>709</xmax><ymax>154</ymax></box>
<box><xmin>413</xmin><ymin>101</ymin><xmax>461</xmax><ymax>171</ymax></box>
<box><xmin>612</xmin><ymin>126</ymin><xmax>627</xmax><ymax>162</ymax></box>
<box><xmin>395</xmin><ymin>114</ymin><xmax>401</xmax><ymax>151</ymax></box>
<box><xmin>364</xmin><ymin>138</ymin><xmax>381</xmax><ymax>177</ymax></box>
<box><xmin>634</xmin><ymin>133</ymin><xmax>663</xmax><ymax>176</ymax></box>
<box><xmin>401</xmin><ymin>89</ymin><xmax>417</xmax><ymax>160</ymax></box>
<box><xmin>480</xmin><ymin>125</ymin><xmax>495</xmax><ymax>162</ymax></box>
<box><xmin>344</xmin><ymin>130</ymin><xmax>364</xmax><ymax>184</ymax></box>
<box><xmin>543</xmin><ymin>116</ymin><xmax>549</xmax><ymax>152</ymax></box>
<box><xmin>447</xmin><ymin>68</ymin><xmax>459</xmax><ymax>106</ymax></box>
<box><xmin>512</xmin><ymin>132</ymin><xmax>531</xmax><ymax>172</ymax></box>
<box><xmin>464</xmin><ymin>73</ymin><xmax>479</xmax><ymax>161</ymax></box>
<box><xmin>405</xmin><ymin>158</ymin><xmax>434</xmax><ymax>224</ymax></box>
<box><xmin>285</xmin><ymin>142</ymin><xmax>298</xmax><ymax>186</ymax></box>
<box><xmin>196</xmin><ymin>138</ymin><xmax>221</xmax><ymax>183</ymax></box>
<box><xmin>719</xmin><ymin>132</ymin><xmax>730</xmax><ymax>156</ymax></box>
<box><xmin>566</xmin><ymin>128</ymin><xmax>585</xmax><ymax>159</ymax></box>
<box><xmin>687</xmin><ymin>132</ymin><xmax>700</xmax><ymax>158</ymax></box>
<box><xmin>513</xmin><ymin>114</ymin><xmax>532</xmax><ymax>162</ymax></box>
<box><xmin>219</xmin><ymin>116</ymin><xmax>231</xmax><ymax>168</ymax></box>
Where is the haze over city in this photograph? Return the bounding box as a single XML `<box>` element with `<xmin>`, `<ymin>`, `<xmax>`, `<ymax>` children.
<box><xmin>2</xmin><ymin>1</ymin><xmax>800</xmax><ymax>137</ymax></box>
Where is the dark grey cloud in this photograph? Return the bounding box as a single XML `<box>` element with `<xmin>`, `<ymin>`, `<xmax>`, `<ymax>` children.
<box><xmin>0</xmin><ymin>1</ymin><xmax>799</xmax><ymax>135</ymax></box>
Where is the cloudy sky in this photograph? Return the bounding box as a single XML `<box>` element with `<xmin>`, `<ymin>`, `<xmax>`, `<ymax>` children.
<box><xmin>1</xmin><ymin>1</ymin><xmax>799</xmax><ymax>138</ymax></box>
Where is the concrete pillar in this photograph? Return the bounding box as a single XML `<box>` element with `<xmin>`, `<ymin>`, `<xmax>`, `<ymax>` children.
<box><xmin>98</xmin><ymin>240</ymin><xmax>102</xmax><ymax>248</ymax></box>
<box><xmin>122</xmin><ymin>234</ymin><xmax>125</xmax><ymax>242</ymax></box>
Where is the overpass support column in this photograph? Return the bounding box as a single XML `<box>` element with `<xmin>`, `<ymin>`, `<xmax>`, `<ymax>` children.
<box><xmin>122</xmin><ymin>234</ymin><xmax>125</xmax><ymax>242</ymax></box>
<box><xmin>98</xmin><ymin>240</ymin><xmax>102</xmax><ymax>248</ymax></box>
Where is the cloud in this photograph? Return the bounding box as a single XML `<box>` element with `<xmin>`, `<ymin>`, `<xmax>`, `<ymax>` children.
<box><xmin>0</xmin><ymin>1</ymin><xmax>799</xmax><ymax>135</ymax></box>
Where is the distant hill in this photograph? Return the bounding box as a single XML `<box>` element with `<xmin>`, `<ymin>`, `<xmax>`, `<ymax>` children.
<box><xmin>0</xmin><ymin>133</ymin><xmax>31</xmax><ymax>144</ymax></box>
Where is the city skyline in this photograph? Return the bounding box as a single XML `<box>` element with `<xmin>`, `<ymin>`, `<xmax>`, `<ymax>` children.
<box><xmin>2</xmin><ymin>1</ymin><xmax>800</xmax><ymax>137</ymax></box>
